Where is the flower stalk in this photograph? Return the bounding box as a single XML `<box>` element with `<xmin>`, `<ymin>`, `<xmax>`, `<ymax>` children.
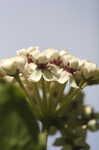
<box><xmin>38</xmin><ymin>129</ymin><xmax>48</xmax><ymax>150</ymax></box>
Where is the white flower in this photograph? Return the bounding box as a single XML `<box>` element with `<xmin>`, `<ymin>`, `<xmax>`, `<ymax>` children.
<box><xmin>56</xmin><ymin>69</ymin><xmax>71</xmax><ymax>84</ymax></box>
<box><xmin>61</xmin><ymin>53</ymin><xmax>72</xmax><ymax>66</ymax></box>
<box><xmin>17</xmin><ymin>48</ymin><xmax>27</xmax><ymax>56</ymax></box>
<box><xmin>34</xmin><ymin>51</ymin><xmax>48</xmax><ymax>64</ymax></box>
<box><xmin>42</xmin><ymin>48</ymin><xmax>60</xmax><ymax>61</ymax></box>
<box><xmin>80</xmin><ymin>60</ymin><xmax>97</xmax><ymax>79</ymax></box>
<box><xmin>17</xmin><ymin>46</ymin><xmax>39</xmax><ymax>57</ymax></box>
<box><xmin>59</xmin><ymin>49</ymin><xmax>69</xmax><ymax>57</ymax></box>
<box><xmin>69</xmin><ymin>57</ymin><xmax>80</xmax><ymax>69</ymax></box>
<box><xmin>23</xmin><ymin>63</ymin><xmax>61</xmax><ymax>82</ymax></box>
<box><xmin>24</xmin><ymin>63</ymin><xmax>42</xmax><ymax>82</ymax></box>
<box><xmin>0</xmin><ymin>56</ymin><xmax>26</xmax><ymax>76</ymax></box>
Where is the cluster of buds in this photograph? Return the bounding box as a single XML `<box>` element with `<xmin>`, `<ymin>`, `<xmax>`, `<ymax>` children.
<box><xmin>0</xmin><ymin>47</ymin><xmax>99</xmax><ymax>119</ymax></box>
<box><xmin>53</xmin><ymin>95</ymin><xmax>99</xmax><ymax>150</ymax></box>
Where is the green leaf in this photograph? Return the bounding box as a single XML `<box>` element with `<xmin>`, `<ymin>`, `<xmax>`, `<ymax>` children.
<box><xmin>0</xmin><ymin>80</ymin><xmax>40</xmax><ymax>150</ymax></box>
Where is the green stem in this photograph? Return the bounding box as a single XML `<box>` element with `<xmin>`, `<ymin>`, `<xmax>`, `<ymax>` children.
<box><xmin>15</xmin><ymin>74</ymin><xmax>31</xmax><ymax>103</ymax></box>
<box><xmin>41</xmin><ymin>79</ymin><xmax>48</xmax><ymax>114</ymax></box>
<box><xmin>38</xmin><ymin>129</ymin><xmax>48</xmax><ymax>150</ymax></box>
<box><xmin>14</xmin><ymin>74</ymin><xmax>37</xmax><ymax>115</ymax></box>
<box><xmin>56</xmin><ymin>81</ymin><xmax>87</xmax><ymax>116</ymax></box>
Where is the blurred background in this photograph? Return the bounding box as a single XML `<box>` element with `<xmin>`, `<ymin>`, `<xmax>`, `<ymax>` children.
<box><xmin>0</xmin><ymin>0</ymin><xmax>99</xmax><ymax>149</ymax></box>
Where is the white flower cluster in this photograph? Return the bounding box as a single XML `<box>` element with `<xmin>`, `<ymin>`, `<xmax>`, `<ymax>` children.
<box><xmin>0</xmin><ymin>46</ymin><xmax>99</xmax><ymax>87</ymax></box>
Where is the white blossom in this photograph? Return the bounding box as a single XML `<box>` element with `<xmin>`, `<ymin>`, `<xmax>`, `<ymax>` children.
<box><xmin>17</xmin><ymin>46</ymin><xmax>39</xmax><ymax>57</ymax></box>
<box><xmin>61</xmin><ymin>54</ymin><xmax>73</xmax><ymax>66</ymax></box>
<box><xmin>0</xmin><ymin>56</ymin><xmax>26</xmax><ymax>76</ymax></box>
<box><xmin>23</xmin><ymin>63</ymin><xmax>61</xmax><ymax>82</ymax></box>
<box><xmin>80</xmin><ymin>60</ymin><xmax>97</xmax><ymax>79</ymax></box>
<box><xmin>56</xmin><ymin>69</ymin><xmax>71</xmax><ymax>84</ymax></box>
<box><xmin>69</xmin><ymin>57</ymin><xmax>80</xmax><ymax>69</ymax></box>
<box><xmin>42</xmin><ymin>48</ymin><xmax>60</xmax><ymax>61</ymax></box>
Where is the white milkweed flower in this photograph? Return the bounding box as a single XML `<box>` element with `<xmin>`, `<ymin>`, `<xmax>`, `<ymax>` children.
<box><xmin>0</xmin><ymin>56</ymin><xmax>26</xmax><ymax>76</ymax></box>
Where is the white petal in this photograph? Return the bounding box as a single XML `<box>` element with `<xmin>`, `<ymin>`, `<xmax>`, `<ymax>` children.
<box><xmin>62</xmin><ymin>54</ymin><xmax>73</xmax><ymax>65</ymax></box>
<box><xmin>43</xmin><ymin>70</ymin><xmax>55</xmax><ymax>81</ymax></box>
<box><xmin>27</xmin><ymin>46</ymin><xmax>39</xmax><ymax>53</ymax></box>
<box><xmin>69</xmin><ymin>57</ymin><xmax>80</xmax><ymax>69</ymax></box>
<box><xmin>0</xmin><ymin>56</ymin><xmax>26</xmax><ymax>76</ymax></box>
<box><xmin>36</xmin><ymin>51</ymin><xmax>48</xmax><ymax>63</ymax></box>
<box><xmin>56</xmin><ymin>70</ymin><xmax>71</xmax><ymax>84</ymax></box>
<box><xmin>69</xmin><ymin>78</ymin><xmax>78</xmax><ymax>88</ymax></box>
<box><xmin>28</xmin><ymin>70</ymin><xmax>42</xmax><ymax>82</ymax></box>
<box><xmin>17</xmin><ymin>46</ymin><xmax>39</xmax><ymax>57</ymax></box>
<box><xmin>30</xmin><ymin>49</ymin><xmax>40</xmax><ymax>62</ymax></box>
<box><xmin>23</xmin><ymin>63</ymin><xmax>37</xmax><ymax>77</ymax></box>
<box><xmin>80</xmin><ymin>60</ymin><xmax>97</xmax><ymax>78</ymax></box>
<box><xmin>47</xmin><ymin>64</ymin><xmax>61</xmax><ymax>79</ymax></box>
<box><xmin>17</xmin><ymin>48</ymin><xmax>27</xmax><ymax>56</ymax></box>
<box><xmin>43</xmin><ymin>64</ymin><xmax>63</xmax><ymax>82</ymax></box>
<box><xmin>59</xmin><ymin>49</ymin><xmax>69</xmax><ymax>56</ymax></box>
<box><xmin>43</xmin><ymin>48</ymin><xmax>59</xmax><ymax>61</ymax></box>
<box><xmin>23</xmin><ymin>63</ymin><xmax>42</xmax><ymax>82</ymax></box>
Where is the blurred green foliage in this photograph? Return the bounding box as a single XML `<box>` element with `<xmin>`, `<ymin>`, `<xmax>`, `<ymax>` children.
<box><xmin>0</xmin><ymin>79</ymin><xmax>39</xmax><ymax>150</ymax></box>
<box><xmin>0</xmin><ymin>80</ymin><xmax>99</xmax><ymax>150</ymax></box>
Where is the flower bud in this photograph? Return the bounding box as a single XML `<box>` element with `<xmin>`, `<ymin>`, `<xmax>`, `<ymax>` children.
<box><xmin>88</xmin><ymin>119</ymin><xmax>97</xmax><ymax>131</ymax></box>
<box><xmin>80</xmin><ymin>60</ymin><xmax>97</xmax><ymax>79</ymax></box>
<box><xmin>83</xmin><ymin>105</ymin><xmax>93</xmax><ymax>116</ymax></box>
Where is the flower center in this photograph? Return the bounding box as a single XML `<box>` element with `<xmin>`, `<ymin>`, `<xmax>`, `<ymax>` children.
<box><xmin>50</xmin><ymin>58</ymin><xmax>77</xmax><ymax>74</ymax></box>
<box><xmin>37</xmin><ymin>63</ymin><xmax>48</xmax><ymax>70</ymax></box>
<box><xmin>50</xmin><ymin>58</ymin><xmax>62</xmax><ymax>66</ymax></box>
<box><xmin>27</xmin><ymin>57</ymin><xmax>33</xmax><ymax>64</ymax></box>
<box><xmin>64</xmin><ymin>65</ymin><xmax>77</xmax><ymax>74</ymax></box>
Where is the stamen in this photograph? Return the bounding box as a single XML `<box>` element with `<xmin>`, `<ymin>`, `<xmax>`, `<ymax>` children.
<box><xmin>50</xmin><ymin>58</ymin><xmax>62</xmax><ymax>66</ymax></box>
<box><xmin>27</xmin><ymin>54</ymin><xmax>33</xmax><ymax>64</ymax></box>
<box><xmin>37</xmin><ymin>63</ymin><xmax>48</xmax><ymax>70</ymax></box>
<box><xmin>64</xmin><ymin>66</ymin><xmax>77</xmax><ymax>74</ymax></box>
<box><xmin>27</xmin><ymin>58</ymin><xmax>33</xmax><ymax>64</ymax></box>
